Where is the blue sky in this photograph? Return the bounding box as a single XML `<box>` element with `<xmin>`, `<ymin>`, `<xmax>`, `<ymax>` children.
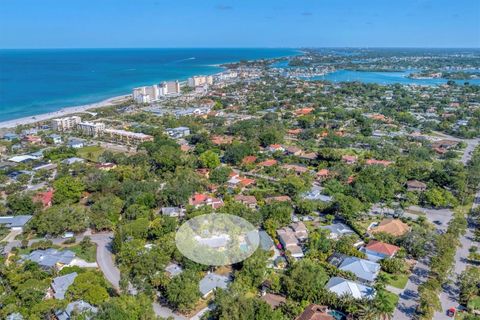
<box><xmin>0</xmin><ymin>0</ymin><xmax>479</xmax><ymax>48</ymax></box>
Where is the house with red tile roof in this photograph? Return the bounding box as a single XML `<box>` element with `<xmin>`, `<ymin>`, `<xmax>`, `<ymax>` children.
<box><xmin>241</xmin><ymin>156</ymin><xmax>257</xmax><ymax>165</ymax></box>
<box><xmin>33</xmin><ymin>189</ymin><xmax>54</xmax><ymax>208</ymax></box>
<box><xmin>361</xmin><ymin>240</ymin><xmax>400</xmax><ymax>262</ymax></box>
<box><xmin>294</xmin><ymin>108</ymin><xmax>314</xmax><ymax>116</ymax></box>
<box><xmin>267</xmin><ymin>144</ymin><xmax>285</xmax><ymax>153</ymax></box>
<box><xmin>23</xmin><ymin>135</ymin><xmax>42</xmax><ymax>145</ymax></box>
<box><xmin>258</xmin><ymin>159</ymin><xmax>278</xmax><ymax>167</ymax></box>
<box><xmin>316</xmin><ymin>169</ymin><xmax>330</xmax><ymax>180</ymax></box>
<box><xmin>265</xmin><ymin>195</ymin><xmax>291</xmax><ymax>203</ymax></box>
<box><xmin>188</xmin><ymin>193</ymin><xmax>224</xmax><ymax>209</ymax></box>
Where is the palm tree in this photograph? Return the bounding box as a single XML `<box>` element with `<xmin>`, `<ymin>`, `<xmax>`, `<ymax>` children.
<box><xmin>356</xmin><ymin>302</ymin><xmax>378</xmax><ymax>320</ymax></box>
<box><xmin>374</xmin><ymin>291</ymin><xmax>394</xmax><ymax>320</ymax></box>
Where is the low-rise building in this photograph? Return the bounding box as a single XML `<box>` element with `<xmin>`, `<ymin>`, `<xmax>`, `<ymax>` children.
<box><xmin>370</xmin><ymin>218</ymin><xmax>410</xmax><ymax>237</ymax></box>
<box><xmin>295</xmin><ymin>304</ymin><xmax>333</xmax><ymax>320</ymax></box>
<box><xmin>320</xmin><ymin>223</ymin><xmax>355</xmax><ymax>240</ymax></box>
<box><xmin>325</xmin><ymin>277</ymin><xmax>375</xmax><ymax>300</ymax></box>
<box><xmin>234</xmin><ymin>195</ymin><xmax>257</xmax><ymax>209</ymax></box>
<box><xmin>55</xmin><ymin>300</ymin><xmax>98</xmax><ymax>320</ymax></box>
<box><xmin>361</xmin><ymin>240</ymin><xmax>400</xmax><ymax>262</ymax></box>
<box><xmin>188</xmin><ymin>193</ymin><xmax>224</xmax><ymax>209</ymax></box>
<box><xmin>166</xmin><ymin>127</ymin><xmax>190</xmax><ymax>139</ymax></box>
<box><xmin>103</xmin><ymin>129</ymin><xmax>153</xmax><ymax>146</ymax></box>
<box><xmin>199</xmin><ymin>273</ymin><xmax>231</xmax><ymax>298</ymax></box>
<box><xmin>406</xmin><ymin>180</ymin><xmax>427</xmax><ymax>192</ymax></box>
<box><xmin>22</xmin><ymin>249</ymin><xmax>76</xmax><ymax>270</ymax></box>
<box><xmin>49</xmin><ymin>272</ymin><xmax>78</xmax><ymax>300</ymax></box>
<box><xmin>0</xmin><ymin>215</ymin><xmax>32</xmax><ymax>231</ymax></box>
<box><xmin>160</xmin><ymin>207</ymin><xmax>185</xmax><ymax>218</ymax></box>
<box><xmin>338</xmin><ymin>257</ymin><xmax>380</xmax><ymax>284</ymax></box>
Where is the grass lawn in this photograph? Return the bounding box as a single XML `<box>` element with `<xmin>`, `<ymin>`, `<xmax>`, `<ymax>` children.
<box><xmin>77</xmin><ymin>145</ymin><xmax>104</xmax><ymax>162</ymax></box>
<box><xmin>68</xmin><ymin>243</ymin><xmax>97</xmax><ymax>262</ymax></box>
<box><xmin>468</xmin><ymin>296</ymin><xmax>480</xmax><ymax>311</ymax></box>
<box><xmin>352</xmin><ymin>217</ymin><xmax>379</xmax><ymax>234</ymax></box>
<box><xmin>382</xmin><ymin>272</ymin><xmax>409</xmax><ymax>290</ymax></box>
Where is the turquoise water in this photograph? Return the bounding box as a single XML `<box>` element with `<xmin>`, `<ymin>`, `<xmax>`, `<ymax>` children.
<box><xmin>0</xmin><ymin>48</ymin><xmax>298</xmax><ymax>121</ymax></box>
<box><xmin>314</xmin><ymin>69</ymin><xmax>480</xmax><ymax>86</ymax></box>
<box><xmin>328</xmin><ymin>310</ymin><xmax>346</xmax><ymax>320</ymax></box>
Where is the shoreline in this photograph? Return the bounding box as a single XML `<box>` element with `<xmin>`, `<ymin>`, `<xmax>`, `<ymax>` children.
<box><xmin>0</xmin><ymin>51</ymin><xmax>300</xmax><ymax>130</ymax></box>
<box><xmin>0</xmin><ymin>95</ymin><xmax>130</xmax><ymax>129</ymax></box>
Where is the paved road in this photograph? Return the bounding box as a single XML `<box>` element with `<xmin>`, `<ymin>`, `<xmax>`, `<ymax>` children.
<box><xmin>433</xmin><ymin>138</ymin><xmax>479</xmax><ymax>319</ymax></box>
<box><xmin>460</xmin><ymin>138</ymin><xmax>479</xmax><ymax>165</ymax></box>
<box><xmin>435</xmin><ymin>188</ymin><xmax>480</xmax><ymax>319</ymax></box>
<box><xmin>89</xmin><ymin>233</ymin><xmax>121</xmax><ymax>291</ymax></box>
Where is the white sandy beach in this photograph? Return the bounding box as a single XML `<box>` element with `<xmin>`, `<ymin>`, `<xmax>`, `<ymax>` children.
<box><xmin>0</xmin><ymin>94</ymin><xmax>131</xmax><ymax>129</ymax></box>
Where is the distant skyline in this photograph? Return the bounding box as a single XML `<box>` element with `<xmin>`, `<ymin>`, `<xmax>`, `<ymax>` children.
<box><xmin>0</xmin><ymin>0</ymin><xmax>479</xmax><ymax>49</ymax></box>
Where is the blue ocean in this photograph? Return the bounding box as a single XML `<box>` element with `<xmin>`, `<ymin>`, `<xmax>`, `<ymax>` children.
<box><xmin>0</xmin><ymin>48</ymin><xmax>298</xmax><ymax>121</ymax></box>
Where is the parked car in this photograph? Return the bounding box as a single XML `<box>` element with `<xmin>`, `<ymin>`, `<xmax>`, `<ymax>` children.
<box><xmin>446</xmin><ymin>307</ymin><xmax>455</xmax><ymax>317</ymax></box>
<box><xmin>62</xmin><ymin>232</ymin><xmax>74</xmax><ymax>239</ymax></box>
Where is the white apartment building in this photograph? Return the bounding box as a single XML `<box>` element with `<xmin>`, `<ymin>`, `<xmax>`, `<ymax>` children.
<box><xmin>188</xmin><ymin>75</ymin><xmax>213</xmax><ymax>87</ymax></box>
<box><xmin>51</xmin><ymin>116</ymin><xmax>81</xmax><ymax>131</ymax></box>
<box><xmin>77</xmin><ymin>121</ymin><xmax>106</xmax><ymax>137</ymax></box>
<box><xmin>103</xmin><ymin>129</ymin><xmax>153</xmax><ymax>146</ymax></box>
<box><xmin>133</xmin><ymin>80</ymin><xmax>181</xmax><ymax>104</ymax></box>
<box><xmin>160</xmin><ymin>81</ymin><xmax>181</xmax><ymax>95</ymax></box>
<box><xmin>133</xmin><ymin>85</ymin><xmax>160</xmax><ymax>104</ymax></box>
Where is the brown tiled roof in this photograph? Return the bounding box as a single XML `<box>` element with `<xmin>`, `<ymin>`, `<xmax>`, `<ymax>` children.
<box><xmin>372</xmin><ymin>219</ymin><xmax>409</xmax><ymax>237</ymax></box>
<box><xmin>261</xmin><ymin>293</ymin><xmax>286</xmax><ymax>309</ymax></box>
<box><xmin>295</xmin><ymin>304</ymin><xmax>334</xmax><ymax>320</ymax></box>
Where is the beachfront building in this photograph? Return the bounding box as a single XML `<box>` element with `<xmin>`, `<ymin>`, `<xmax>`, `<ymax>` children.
<box><xmin>133</xmin><ymin>81</ymin><xmax>181</xmax><ymax>104</ymax></box>
<box><xmin>160</xmin><ymin>80</ymin><xmax>181</xmax><ymax>95</ymax></box>
<box><xmin>133</xmin><ymin>85</ymin><xmax>160</xmax><ymax>104</ymax></box>
<box><xmin>188</xmin><ymin>75</ymin><xmax>213</xmax><ymax>87</ymax></box>
<box><xmin>51</xmin><ymin>116</ymin><xmax>81</xmax><ymax>132</ymax></box>
<box><xmin>77</xmin><ymin>121</ymin><xmax>105</xmax><ymax>137</ymax></box>
<box><xmin>103</xmin><ymin>129</ymin><xmax>153</xmax><ymax>146</ymax></box>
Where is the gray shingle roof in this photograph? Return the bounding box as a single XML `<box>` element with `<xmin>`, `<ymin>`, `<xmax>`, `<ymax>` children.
<box><xmin>338</xmin><ymin>257</ymin><xmax>380</xmax><ymax>283</ymax></box>
<box><xmin>52</xmin><ymin>272</ymin><xmax>78</xmax><ymax>299</ymax></box>
<box><xmin>199</xmin><ymin>273</ymin><xmax>230</xmax><ymax>296</ymax></box>
<box><xmin>320</xmin><ymin>223</ymin><xmax>355</xmax><ymax>238</ymax></box>
<box><xmin>23</xmin><ymin>249</ymin><xmax>75</xmax><ymax>268</ymax></box>
<box><xmin>0</xmin><ymin>215</ymin><xmax>32</xmax><ymax>228</ymax></box>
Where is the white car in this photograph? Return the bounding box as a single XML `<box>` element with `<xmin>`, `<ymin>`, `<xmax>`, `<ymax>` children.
<box><xmin>62</xmin><ymin>232</ymin><xmax>74</xmax><ymax>239</ymax></box>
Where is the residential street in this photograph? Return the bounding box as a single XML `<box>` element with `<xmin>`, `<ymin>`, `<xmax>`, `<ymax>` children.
<box><xmin>435</xmin><ymin>187</ymin><xmax>480</xmax><ymax>319</ymax></box>
<box><xmin>394</xmin><ymin>139</ymin><xmax>478</xmax><ymax>319</ymax></box>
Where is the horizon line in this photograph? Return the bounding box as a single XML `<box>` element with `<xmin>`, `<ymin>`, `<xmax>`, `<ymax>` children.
<box><xmin>1</xmin><ymin>46</ymin><xmax>480</xmax><ymax>50</ymax></box>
